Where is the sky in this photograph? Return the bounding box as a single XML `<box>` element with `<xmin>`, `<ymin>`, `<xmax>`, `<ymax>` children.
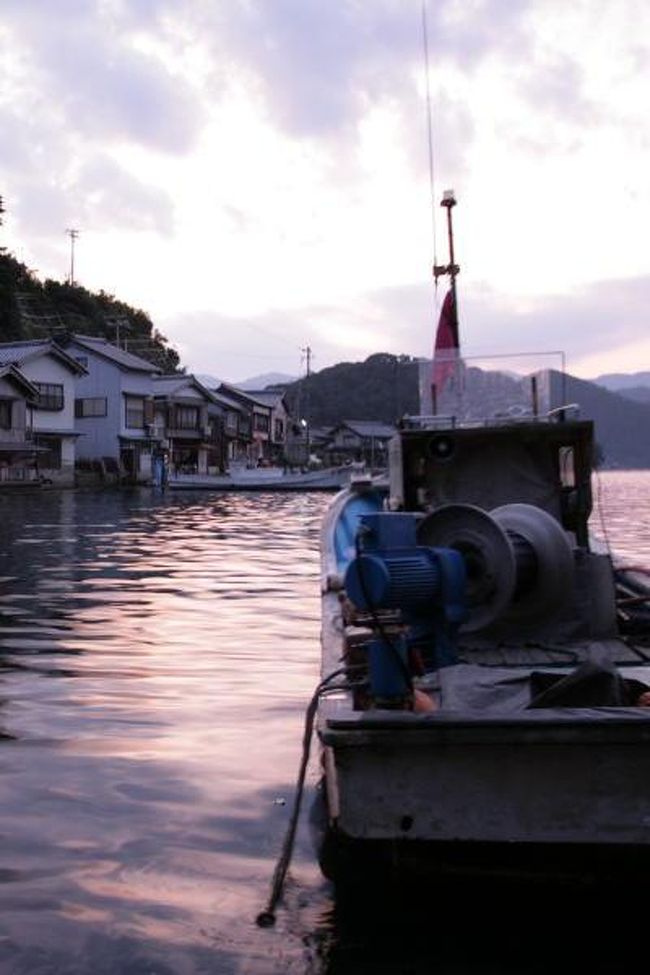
<box><xmin>1</xmin><ymin>0</ymin><xmax>649</xmax><ymax>384</ymax></box>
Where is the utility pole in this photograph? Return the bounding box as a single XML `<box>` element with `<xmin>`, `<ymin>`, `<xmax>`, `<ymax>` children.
<box><xmin>300</xmin><ymin>345</ymin><xmax>312</xmax><ymax>464</ymax></box>
<box><xmin>66</xmin><ymin>228</ymin><xmax>79</xmax><ymax>286</ymax></box>
<box><xmin>301</xmin><ymin>344</ymin><xmax>312</xmax><ymax>377</ymax></box>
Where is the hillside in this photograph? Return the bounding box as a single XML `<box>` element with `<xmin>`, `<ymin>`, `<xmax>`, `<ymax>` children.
<box><xmin>0</xmin><ymin>251</ymin><xmax>180</xmax><ymax>372</ymax></box>
<box><xmin>553</xmin><ymin>371</ymin><xmax>650</xmax><ymax>468</ymax></box>
<box><xmin>279</xmin><ymin>353</ymin><xmax>420</xmax><ymax>426</ymax></box>
<box><xmin>280</xmin><ymin>355</ymin><xmax>650</xmax><ymax>469</ymax></box>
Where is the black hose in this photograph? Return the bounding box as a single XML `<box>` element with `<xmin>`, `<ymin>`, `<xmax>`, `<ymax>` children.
<box><xmin>255</xmin><ymin>668</ymin><xmax>347</xmax><ymax>928</ymax></box>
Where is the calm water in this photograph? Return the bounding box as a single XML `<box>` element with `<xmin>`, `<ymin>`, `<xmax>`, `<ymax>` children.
<box><xmin>0</xmin><ymin>472</ymin><xmax>648</xmax><ymax>974</ymax></box>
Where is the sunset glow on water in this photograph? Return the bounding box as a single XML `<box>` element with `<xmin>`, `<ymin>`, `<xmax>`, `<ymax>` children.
<box><xmin>0</xmin><ymin>475</ymin><xmax>648</xmax><ymax>972</ymax></box>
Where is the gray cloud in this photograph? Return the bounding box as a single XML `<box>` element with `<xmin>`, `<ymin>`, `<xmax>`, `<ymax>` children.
<box><xmin>2</xmin><ymin>2</ymin><xmax>202</xmax><ymax>154</ymax></box>
<box><xmin>75</xmin><ymin>155</ymin><xmax>174</xmax><ymax>234</ymax></box>
<box><xmin>160</xmin><ymin>268</ymin><xmax>650</xmax><ymax>383</ymax></box>
<box><xmin>451</xmin><ymin>276</ymin><xmax>650</xmax><ymax>372</ymax></box>
<box><xmin>207</xmin><ymin>0</ymin><xmax>535</xmax><ymax>138</ymax></box>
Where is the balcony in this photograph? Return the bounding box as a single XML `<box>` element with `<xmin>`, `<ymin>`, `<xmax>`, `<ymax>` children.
<box><xmin>0</xmin><ymin>427</ymin><xmax>34</xmax><ymax>445</ymax></box>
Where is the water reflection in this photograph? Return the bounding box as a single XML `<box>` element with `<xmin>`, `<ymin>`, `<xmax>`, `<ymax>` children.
<box><xmin>591</xmin><ymin>469</ymin><xmax>650</xmax><ymax>562</ymax></box>
<box><xmin>0</xmin><ymin>474</ymin><xmax>648</xmax><ymax>972</ymax></box>
<box><xmin>0</xmin><ymin>488</ymin><xmax>328</xmax><ymax>973</ymax></box>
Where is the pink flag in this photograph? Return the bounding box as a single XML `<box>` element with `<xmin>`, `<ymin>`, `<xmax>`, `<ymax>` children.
<box><xmin>431</xmin><ymin>289</ymin><xmax>458</xmax><ymax>407</ymax></box>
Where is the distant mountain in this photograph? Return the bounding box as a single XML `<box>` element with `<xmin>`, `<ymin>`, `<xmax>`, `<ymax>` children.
<box><xmin>546</xmin><ymin>371</ymin><xmax>650</xmax><ymax>468</ymax></box>
<box><xmin>617</xmin><ymin>386</ymin><xmax>650</xmax><ymax>405</ymax></box>
<box><xmin>592</xmin><ymin>371</ymin><xmax>650</xmax><ymax>391</ymax></box>
<box><xmin>277</xmin><ymin>353</ymin><xmax>650</xmax><ymax>469</ymax></box>
<box><xmin>236</xmin><ymin>371</ymin><xmax>297</xmax><ymax>390</ymax></box>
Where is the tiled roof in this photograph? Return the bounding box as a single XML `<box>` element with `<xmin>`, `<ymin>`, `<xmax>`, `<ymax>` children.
<box><xmin>0</xmin><ymin>363</ymin><xmax>39</xmax><ymax>396</ymax></box>
<box><xmin>242</xmin><ymin>390</ymin><xmax>287</xmax><ymax>409</ymax></box>
<box><xmin>211</xmin><ymin>390</ymin><xmax>244</xmax><ymax>411</ymax></box>
<box><xmin>153</xmin><ymin>374</ymin><xmax>218</xmax><ymax>402</ymax></box>
<box><xmin>68</xmin><ymin>335</ymin><xmax>161</xmax><ymax>373</ymax></box>
<box><xmin>0</xmin><ymin>340</ymin><xmax>48</xmax><ymax>365</ymax></box>
<box><xmin>339</xmin><ymin>420</ymin><xmax>397</xmax><ymax>438</ymax></box>
<box><xmin>0</xmin><ymin>339</ymin><xmax>86</xmax><ymax>374</ymax></box>
<box><xmin>195</xmin><ymin>373</ymin><xmax>226</xmax><ymax>389</ymax></box>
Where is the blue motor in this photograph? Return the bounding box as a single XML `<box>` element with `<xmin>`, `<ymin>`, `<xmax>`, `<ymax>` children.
<box><xmin>343</xmin><ymin>512</ymin><xmax>467</xmax><ymax>700</ymax></box>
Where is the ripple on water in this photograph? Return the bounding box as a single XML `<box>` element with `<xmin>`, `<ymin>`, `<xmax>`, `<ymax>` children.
<box><xmin>0</xmin><ymin>479</ymin><xmax>649</xmax><ymax>972</ymax></box>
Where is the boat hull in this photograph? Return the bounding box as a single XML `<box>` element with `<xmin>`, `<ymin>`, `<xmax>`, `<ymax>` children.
<box><xmin>317</xmin><ymin>708</ymin><xmax>650</xmax><ymax>882</ymax></box>
<box><xmin>166</xmin><ymin>469</ymin><xmax>349</xmax><ymax>491</ymax></box>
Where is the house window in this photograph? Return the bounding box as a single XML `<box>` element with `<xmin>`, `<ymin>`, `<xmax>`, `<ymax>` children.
<box><xmin>75</xmin><ymin>397</ymin><xmax>107</xmax><ymax>418</ymax></box>
<box><xmin>34</xmin><ymin>435</ymin><xmax>61</xmax><ymax>470</ymax></box>
<box><xmin>174</xmin><ymin>405</ymin><xmax>199</xmax><ymax>430</ymax></box>
<box><xmin>274</xmin><ymin>419</ymin><xmax>284</xmax><ymax>440</ymax></box>
<box><xmin>0</xmin><ymin>400</ymin><xmax>11</xmax><ymax>430</ymax></box>
<box><xmin>34</xmin><ymin>383</ymin><xmax>64</xmax><ymax>411</ymax></box>
<box><xmin>225</xmin><ymin>412</ymin><xmax>238</xmax><ymax>434</ymax></box>
<box><xmin>125</xmin><ymin>395</ymin><xmax>145</xmax><ymax>429</ymax></box>
<box><xmin>254</xmin><ymin>413</ymin><xmax>270</xmax><ymax>433</ymax></box>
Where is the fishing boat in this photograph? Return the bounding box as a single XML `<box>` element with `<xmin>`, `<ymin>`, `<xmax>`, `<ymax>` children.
<box><xmin>314</xmin><ymin>195</ymin><xmax>650</xmax><ymax>886</ymax></box>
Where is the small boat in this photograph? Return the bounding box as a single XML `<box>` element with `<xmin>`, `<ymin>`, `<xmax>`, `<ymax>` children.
<box><xmin>316</xmin><ymin>410</ymin><xmax>650</xmax><ymax>885</ymax></box>
<box><xmin>166</xmin><ymin>465</ymin><xmax>357</xmax><ymax>492</ymax></box>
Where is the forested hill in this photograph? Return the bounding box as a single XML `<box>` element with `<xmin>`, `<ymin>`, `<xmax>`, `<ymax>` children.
<box><xmin>279</xmin><ymin>353</ymin><xmax>421</xmax><ymax>426</ymax></box>
<box><xmin>277</xmin><ymin>355</ymin><xmax>650</xmax><ymax>468</ymax></box>
<box><xmin>0</xmin><ymin>251</ymin><xmax>180</xmax><ymax>372</ymax></box>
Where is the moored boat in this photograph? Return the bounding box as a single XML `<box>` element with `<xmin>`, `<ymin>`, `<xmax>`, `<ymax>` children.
<box><xmin>315</xmin><ymin>403</ymin><xmax>650</xmax><ymax>886</ymax></box>
<box><xmin>166</xmin><ymin>465</ymin><xmax>360</xmax><ymax>492</ymax></box>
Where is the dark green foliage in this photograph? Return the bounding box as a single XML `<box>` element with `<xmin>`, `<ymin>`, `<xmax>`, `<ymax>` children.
<box><xmin>282</xmin><ymin>352</ymin><xmax>420</xmax><ymax>426</ymax></box>
<box><xmin>0</xmin><ymin>250</ymin><xmax>180</xmax><ymax>372</ymax></box>
<box><xmin>0</xmin><ymin>253</ymin><xmax>42</xmax><ymax>340</ymax></box>
<box><xmin>281</xmin><ymin>357</ymin><xmax>650</xmax><ymax>468</ymax></box>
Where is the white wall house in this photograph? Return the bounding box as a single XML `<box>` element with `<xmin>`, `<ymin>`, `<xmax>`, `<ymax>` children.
<box><xmin>65</xmin><ymin>335</ymin><xmax>161</xmax><ymax>483</ymax></box>
<box><xmin>0</xmin><ymin>340</ymin><xmax>86</xmax><ymax>486</ymax></box>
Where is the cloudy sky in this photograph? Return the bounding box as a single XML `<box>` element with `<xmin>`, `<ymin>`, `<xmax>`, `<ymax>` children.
<box><xmin>1</xmin><ymin>0</ymin><xmax>648</xmax><ymax>383</ymax></box>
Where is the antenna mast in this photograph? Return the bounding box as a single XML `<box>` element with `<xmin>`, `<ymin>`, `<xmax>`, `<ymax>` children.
<box><xmin>421</xmin><ymin>1</ymin><xmax>438</xmax><ymax>275</ymax></box>
<box><xmin>433</xmin><ymin>190</ymin><xmax>461</xmax><ymax>345</ymax></box>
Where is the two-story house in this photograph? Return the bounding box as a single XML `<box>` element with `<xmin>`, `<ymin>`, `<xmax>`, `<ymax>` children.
<box><xmin>216</xmin><ymin>384</ymin><xmax>272</xmax><ymax>465</ymax></box>
<box><xmin>0</xmin><ymin>363</ymin><xmax>40</xmax><ymax>484</ymax></box>
<box><xmin>152</xmin><ymin>374</ymin><xmax>226</xmax><ymax>476</ymax></box>
<box><xmin>321</xmin><ymin>420</ymin><xmax>396</xmax><ymax>469</ymax></box>
<box><xmin>0</xmin><ymin>340</ymin><xmax>87</xmax><ymax>486</ymax></box>
<box><xmin>242</xmin><ymin>390</ymin><xmax>294</xmax><ymax>465</ymax></box>
<box><xmin>65</xmin><ymin>335</ymin><xmax>162</xmax><ymax>483</ymax></box>
<box><xmin>209</xmin><ymin>389</ymin><xmax>247</xmax><ymax>466</ymax></box>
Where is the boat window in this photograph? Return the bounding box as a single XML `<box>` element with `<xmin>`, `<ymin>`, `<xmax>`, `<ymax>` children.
<box><xmin>558</xmin><ymin>446</ymin><xmax>575</xmax><ymax>488</ymax></box>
